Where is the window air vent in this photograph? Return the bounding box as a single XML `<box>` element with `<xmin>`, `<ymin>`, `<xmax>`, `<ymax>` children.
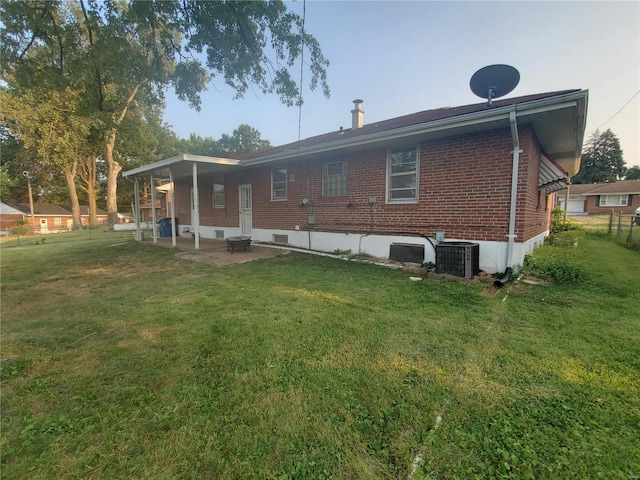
<box><xmin>273</xmin><ymin>234</ymin><xmax>289</xmax><ymax>245</ymax></box>
<box><xmin>214</xmin><ymin>230</ymin><xmax>224</xmax><ymax>240</ymax></box>
<box><xmin>389</xmin><ymin>243</ymin><xmax>425</xmax><ymax>264</ymax></box>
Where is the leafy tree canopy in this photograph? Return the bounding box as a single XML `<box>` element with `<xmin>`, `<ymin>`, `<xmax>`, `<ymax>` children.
<box><xmin>1</xmin><ymin>0</ymin><xmax>329</xmax><ymax>223</ymax></box>
<box><xmin>573</xmin><ymin>129</ymin><xmax>626</xmax><ymax>184</ymax></box>
<box><xmin>624</xmin><ymin>165</ymin><xmax>640</xmax><ymax>181</ymax></box>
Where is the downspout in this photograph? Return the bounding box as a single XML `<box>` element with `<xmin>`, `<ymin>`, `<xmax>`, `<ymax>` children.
<box><xmin>169</xmin><ymin>169</ymin><xmax>177</xmax><ymax>247</ymax></box>
<box><xmin>563</xmin><ymin>180</ymin><xmax>571</xmax><ymax>221</ymax></box>
<box><xmin>495</xmin><ymin>110</ymin><xmax>520</xmax><ymax>287</ymax></box>
<box><xmin>150</xmin><ymin>173</ymin><xmax>157</xmax><ymax>244</ymax></box>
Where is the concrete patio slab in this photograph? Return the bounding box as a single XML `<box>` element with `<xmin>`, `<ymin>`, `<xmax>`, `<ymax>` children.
<box><xmin>141</xmin><ymin>236</ymin><xmax>289</xmax><ymax>266</ymax></box>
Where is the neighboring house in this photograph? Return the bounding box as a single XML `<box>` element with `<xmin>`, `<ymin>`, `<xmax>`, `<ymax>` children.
<box><xmin>60</xmin><ymin>205</ymin><xmax>109</xmax><ymax>226</ymax></box>
<box><xmin>123</xmin><ymin>89</ymin><xmax>588</xmax><ymax>274</ymax></box>
<box><xmin>558</xmin><ymin>180</ymin><xmax>640</xmax><ymax>215</ymax></box>
<box><xmin>0</xmin><ymin>203</ymin><xmax>108</xmax><ymax>233</ymax></box>
<box><xmin>0</xmin><ymin>202</ymin><xmax>25</xmax><ymax>234</ymax></box>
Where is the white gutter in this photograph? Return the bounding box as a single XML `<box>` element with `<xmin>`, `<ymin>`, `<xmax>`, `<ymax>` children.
<box><xmin>507</xmin><ymin>110</ymin><xmax>521</xmax><ymax>269</ymax></box>
<box><xmin>123</xmin><ymin>154</ymin><xmax>240</xmax><ymax>178</ymax></box>
<box><xmin>241</xmin><ymin>91</ymin><xmax>585</xmax><ymax>166</ymax></box>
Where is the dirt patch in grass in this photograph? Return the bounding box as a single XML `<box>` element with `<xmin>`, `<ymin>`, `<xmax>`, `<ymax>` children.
<box><xmin>175</xmin><ymin>245</ymin><xmax>289</xmax><ymax>266</ymax></box>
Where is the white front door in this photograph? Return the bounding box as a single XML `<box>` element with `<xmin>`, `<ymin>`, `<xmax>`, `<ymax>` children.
<box><xmin>40</xmin><ymin>218</ymin><xmax>48</xmax><ymax>233</ymax></box>
<box><xmin>239</xmin><ymin>184</ymin><xmax>252</xmax><ymax>236</ymax></box>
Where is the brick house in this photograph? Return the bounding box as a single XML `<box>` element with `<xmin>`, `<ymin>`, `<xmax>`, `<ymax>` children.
<box><xmin>0</xmin><ymin>202</ymin><xmax>25</xmax><ymax>234</ymax></box>
<box><xmin>123</xmin><ymin>89</ymin><xmax>588</xmax><ymax>274</ymax></box>
<box><xmin>0</xmin><ymin>202</ymin><xmax>108</xmax><ymax>233</ymax></box>
<box><xmin>558</xmin><ymin>180</ymin><xmax>640</xmax><ymax>215</ymax></box>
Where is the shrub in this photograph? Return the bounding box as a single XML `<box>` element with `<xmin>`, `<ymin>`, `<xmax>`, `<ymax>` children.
<box><xmin>523</xmin><ymin>250</ymin><xmax>589</xmax><ymax>283</ymax></box>
<box><xmin>9</xmin><ymin>220</ymin><xmax>30</xmax><ymax>237</ymax></box>
<box><xmin>551</xmin><ymin>207</ymin><xmax>578</xmax><ymax>234</ymax></box>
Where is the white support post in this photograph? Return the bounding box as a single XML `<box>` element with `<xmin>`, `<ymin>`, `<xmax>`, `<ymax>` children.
<box><xmin>170</xmin><ymin>169</ymin><xmax>177</xmax><ymax>247</ymax></box>
<box><xmin>150</xmin><ymin>173</ymin><xmax>157</xmax><ymax>244</ymax></box>
<box><xmin>134</xmin><ymin>177</ymin><xmax>141</xmax><ymax>241</ymax></box>
<box><xmin>192</xmin><ymin>162</ymin><xmax>200</xmax><ymax>250</ymax></box>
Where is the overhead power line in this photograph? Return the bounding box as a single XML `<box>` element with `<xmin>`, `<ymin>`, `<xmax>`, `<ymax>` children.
<box><xmin>595</xmin><ymin>89</ymin><xmax>640</xmax><ymax>132</ymax></box>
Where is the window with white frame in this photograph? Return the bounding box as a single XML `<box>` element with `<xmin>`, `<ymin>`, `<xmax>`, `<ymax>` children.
<box><xmin>387</xmin><ymin>146</ymin><xmax>419</xmax><ymax>202</ymax></box>
<box><xmin>54</xmin><ymin>217</ymin><xmax>62</xmax><ymax>226</ymax></box>
<box><xmin>272</xmin><ymin>167</ymin><xmax>287</xmax><ymax>200</ymax></box>
<box><xmin>323</xmin><ymin>161</ymin><xmax>348</xmax><ymax>196</ymax></box>
<box><xmin>599</xmin><ymin>194</ymin><xmax>628</xmax><ymax>207</ymax></box>
<box><xmin>212</xmin><ymin>183</ymin><xmax>225</xmax><ymax>208</ymax></box>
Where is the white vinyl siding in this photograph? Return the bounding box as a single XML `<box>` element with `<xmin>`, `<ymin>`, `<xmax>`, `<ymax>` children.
<box><xmin>387</xmin><ymin>146</ymin><xmax>419</xmax><ymax>202</ymax></box>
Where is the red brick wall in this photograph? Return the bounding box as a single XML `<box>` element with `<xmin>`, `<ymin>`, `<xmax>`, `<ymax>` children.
<box><xmin>177</xmin><ymin>126</ymin><xmax>547</xmax><ymax>243</ymax></box>
<box><xmin>0</xmin><ymin>214</ymin><xmax>23</xmax><ymax>231</ymax></box>
<box><xmin>518</xmin><ymin>127</ymin><xmax>553</xmax><ymax>240</ymax></box>
<box><xmin>584</xmin><ymin>194</ymin><xmax>639</xmax><ymax>215</ymax></box>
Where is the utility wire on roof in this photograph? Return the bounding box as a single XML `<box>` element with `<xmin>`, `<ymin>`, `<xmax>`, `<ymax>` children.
<box><xmin>594</xmin><ymin>89</ymin><xmax>640</xmax><ymax>131</ymax></box>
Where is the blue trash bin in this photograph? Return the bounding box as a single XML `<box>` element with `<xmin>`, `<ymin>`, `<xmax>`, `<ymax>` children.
<box><xmin>158</xmin><ymin>218</ymin><xmax>171</xmax><ymax>237</ymax></box>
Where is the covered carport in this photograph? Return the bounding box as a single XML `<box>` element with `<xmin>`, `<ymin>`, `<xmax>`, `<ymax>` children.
<box><xmin>122</xmin><ymin>154</ymin><xmax>240</xmax><ymax>249</ymax></box>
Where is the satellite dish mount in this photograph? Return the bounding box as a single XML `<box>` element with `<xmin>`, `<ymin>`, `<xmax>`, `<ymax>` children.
<box><xmin>470</xmin><ymin>64</ymin><xmax>520</xmax><ymax>107</ymax></box>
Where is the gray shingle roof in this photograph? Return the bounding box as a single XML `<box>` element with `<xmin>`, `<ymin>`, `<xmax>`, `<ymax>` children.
<box><xmin>570</xmin><ymin>180</ymin><xmax>640</xmax><ymax>195</ymax></box>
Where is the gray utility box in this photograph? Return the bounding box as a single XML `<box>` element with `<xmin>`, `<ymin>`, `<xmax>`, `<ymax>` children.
<box><xmin>436</xmin><ymin>242</ymin><xmax>480</xmax><ymax>278</ymax></box>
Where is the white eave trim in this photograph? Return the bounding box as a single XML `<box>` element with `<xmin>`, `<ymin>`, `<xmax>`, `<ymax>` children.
<box><xmin>123</xmin><ymin>154</ymin><xmax>240</xmax><ymax>178</ymax></box>
<box><xmin>241</xmin><ymin>90</ymin><xmax>587</xmax><ymax>166</ymax></box>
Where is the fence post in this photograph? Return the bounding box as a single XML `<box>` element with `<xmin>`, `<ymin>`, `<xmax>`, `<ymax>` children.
<box><xmin>616</xmin><ymin>211</ymin><xmax>622</xmax><ymax>239</ymax></box>
<box><xmin>608</xmin><ymin>210</ymin><xmax>613</xmax><ymax>234</ymax></box>
<box><xmin>628</xmin><ymin>215</ymin><xmax>634</xmax><ymax>243</ymax></box>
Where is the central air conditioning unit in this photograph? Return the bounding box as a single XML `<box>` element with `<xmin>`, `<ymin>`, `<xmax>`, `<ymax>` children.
<box><xmin>436</xmin><ymin>242</ymin><xmax>480</xmax><ymax>278</ymax></box>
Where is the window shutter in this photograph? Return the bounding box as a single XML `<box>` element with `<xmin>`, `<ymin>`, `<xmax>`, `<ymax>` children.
<box><xmin>596</xmin><ymin>195</ymin><xmax>600</xmax><ymax>207</ymax></box>
<box><xmin>628</xmin><ymin>194</ymin><xmax>633</xmax><ymax>206</ymax></box>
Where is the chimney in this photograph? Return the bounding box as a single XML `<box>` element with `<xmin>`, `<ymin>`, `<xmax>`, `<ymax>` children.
<box><xmin>351</xmin><ymin>99</ymin><xmax>364</xmax><ymax>129</ymax></box>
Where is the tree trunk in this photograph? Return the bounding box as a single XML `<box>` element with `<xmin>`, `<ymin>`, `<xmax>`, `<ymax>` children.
<box><xmin>79</xmin><ymin>155</ymin><xmax>99</xmax><ymax>226</ymax></box>
<box><xmin>105</xmin><ymin>127</ymin><xmax>122</xmax><ymax>226</ymax></box>
<box><xmin>64</xmin><ymin>160</ymin><xmax>83</xmax><ymax>229</ymax></box>
<box><xmin>104</xmin><ymin>82</ymin><xmax>142</xmax><ymax>227</ymax></box>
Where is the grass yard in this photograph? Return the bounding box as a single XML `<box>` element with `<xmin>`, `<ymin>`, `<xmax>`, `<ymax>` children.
<box><xmin>1</xmin><ymin>230</ymin><xmax>639</xmax><ymax>479</ymax></box>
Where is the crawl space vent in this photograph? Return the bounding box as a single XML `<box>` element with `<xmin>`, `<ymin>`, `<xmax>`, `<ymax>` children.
<box><xmin>436</xmin><ymin>242</ymin><xmax>480</xmax><ymax>278</ymax></box>
<box><xmin>214</xmin><ymin>230</ymin><xmax>224</xmax><ymax>240</ymax></box>
<box><xmin>273</xmin><ymin>234</ymin><xmax>289</xmax><ymax>245</ymax></box>
<box><xmin>389</xmin><ymin>243</ymin><xmax>425</xmax><ymax>264</ymax></box>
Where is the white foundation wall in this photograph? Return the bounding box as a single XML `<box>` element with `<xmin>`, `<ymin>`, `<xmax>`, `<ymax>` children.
<box><xmin>192</xmin><ymin>226</ymin><xmax>550</xmax><ymax>274</ymax></box>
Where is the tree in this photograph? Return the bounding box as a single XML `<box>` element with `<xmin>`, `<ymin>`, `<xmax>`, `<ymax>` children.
<box><xmin>0</xmin><ymin>124</ymin><xmax>27</xmax><ymax>202</ymax></box>
<box><xmin>2</xmin><ymin>1</ymin><xmax>329</xmax><ymax>225</ymax></box>
<box><xmin>176</xmin><ymin>134</ymin><xmax>220</xmax><ymax>157</ymax></box>
<box><xmin>624</xmin><ymin>165</ymin><xmax>640</xmax><ymax>180</ymax></box>
<box><xmin>573</xmin><ymin>129</ymin><xmax>626</xmax><ymax>184</ymax></box>
<box><xmin>216</xmin><ymin>124</ymin><xmax>271</xmax><ymax>156</ymax></box>
<box><xmin>176</xmin><ymin>124</ymin><xmax>271</xmax><ymax>157</ymax></box>
<box><xmin>0</xmin><ymin>86</ymin><xmax>93</xmax><ymax>229</ymax></box>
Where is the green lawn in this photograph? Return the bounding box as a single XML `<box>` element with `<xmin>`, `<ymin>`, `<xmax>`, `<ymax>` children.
<box><xmin>1</xmin><ymin>230</ymin><xmax>639</xmax><ymax>479</ymax></box>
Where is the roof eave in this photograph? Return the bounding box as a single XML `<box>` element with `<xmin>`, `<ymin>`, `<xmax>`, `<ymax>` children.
<box><xmin>122</xmin><ymin>154</ymin><xmax>240</xmax><ymax>178</ymax></box>
<box><xmin>241</xmin><ymin>90</ymin><xmax>588</xmax><ymax>166</ymax></box>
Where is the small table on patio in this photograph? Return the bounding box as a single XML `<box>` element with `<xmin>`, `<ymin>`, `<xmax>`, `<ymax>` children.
<box><xmin>225</xmin><ymin>236</ymin><xmax>252</xmax><ymax>253</ymax></box>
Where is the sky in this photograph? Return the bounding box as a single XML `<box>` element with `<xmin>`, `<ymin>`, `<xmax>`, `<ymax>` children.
<box><xmin>163</xmin><ymin>1</ymin><xmax>640</xmax><ymax>168</ymax></box>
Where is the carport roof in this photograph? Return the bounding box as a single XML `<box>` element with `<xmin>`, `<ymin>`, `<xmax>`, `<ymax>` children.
<box><xmin>122</xmin><ymin>154</ymin><xmax>241</xmax><ymax>180</ymax></box>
